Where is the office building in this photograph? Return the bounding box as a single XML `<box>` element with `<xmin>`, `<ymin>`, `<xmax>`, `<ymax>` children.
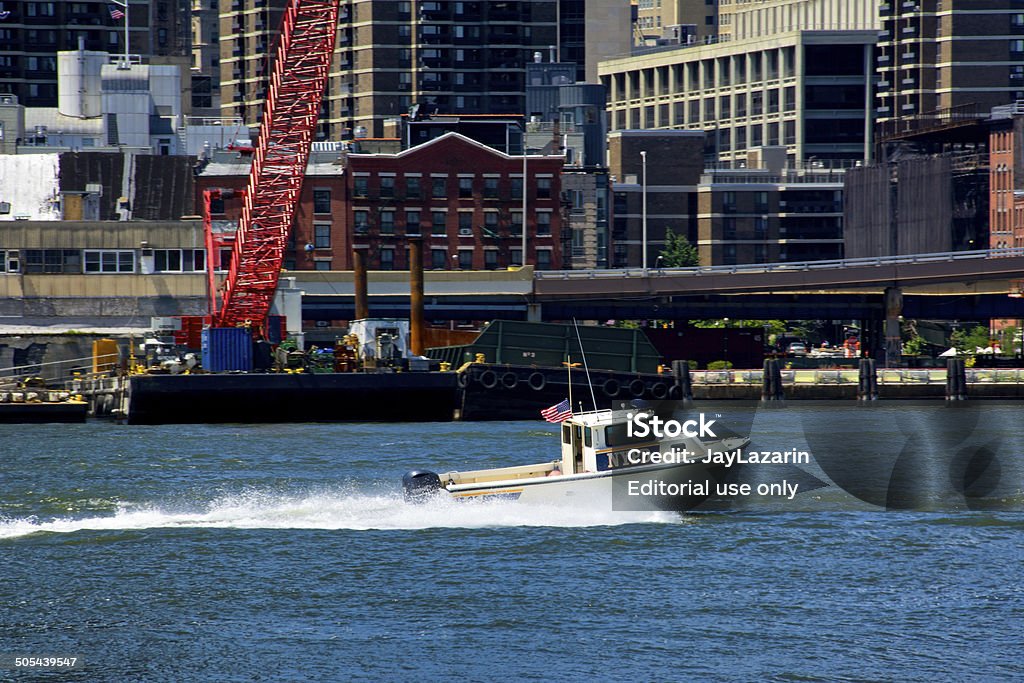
<box><xmin>600</xmin><ymin>28</ymin><xmax>877</xmax><ymax>166</ymax></box>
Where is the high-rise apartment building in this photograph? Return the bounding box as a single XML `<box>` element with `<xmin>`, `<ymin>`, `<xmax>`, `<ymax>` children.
<box><xmin>0</xmin><ymin>0</ymin><xmax>190</xmax><ymax>108</ymax></box>
<box><xmin>219</xmin><ymin>0</ymin><xmax>631</xmax><ymax>140</ymax></box>
<box><xmin>876</xmin><ymin>1</ymin><xmax>1024</xmax><ymax>129</ymax></box>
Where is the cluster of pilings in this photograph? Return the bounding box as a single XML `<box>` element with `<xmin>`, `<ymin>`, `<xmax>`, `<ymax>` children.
<box><xmin>946</xmin><ymin>357</ymin><xmax>968</xmax><ymax>401</ymax></box>
<box><xmin>761</xmin><ymin>358</ymin><xmax>784</xmax><ymax>402</ymax></box>
<box><xmin>352</xmin><ymin>240</ymin><xmax>426</xmax><ymax>357</ymax></box>
<box><xmin>857</xmin><ymin>358</ymin><xmax>878</xmax><ymax>400</ymax></box>
<box><xmin>672</xmin><ymin>360</ymin><xmax>694</xmax><ymax>405</ymax></box>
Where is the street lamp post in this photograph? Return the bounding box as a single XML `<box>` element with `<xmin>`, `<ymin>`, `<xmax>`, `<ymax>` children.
<box><xmin>521</xmin><ymin>148</ymin><xmax>528</xmax><ymax>266</ymax></box>
<box><xmin>640</xmin><ymin>150</ymin><xmax>648</xmax><ymax>271</ymax></box>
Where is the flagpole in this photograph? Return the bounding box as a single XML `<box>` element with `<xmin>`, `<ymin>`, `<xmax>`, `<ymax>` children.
<box><xmin>110</xmin><ymin>0</ymin><xmax>129</xmax><ymax>67</ymax></box>
<box><xmin>123</xmin><ymin>0</ymin><xmax>129</xmax><ymax>67</ymax></box>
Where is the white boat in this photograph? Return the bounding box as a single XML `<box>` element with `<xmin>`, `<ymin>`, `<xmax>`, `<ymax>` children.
<box><xmin>402</xmin><ymin>406</ymin><xmax>750</xmax><ymax>512</ymax></box>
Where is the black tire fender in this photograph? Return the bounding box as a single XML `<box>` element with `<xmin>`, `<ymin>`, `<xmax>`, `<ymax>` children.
<box><xmin>528</xmin><ymin>372</ymin><xmax>546</xmax><ymax>391</ymax></box>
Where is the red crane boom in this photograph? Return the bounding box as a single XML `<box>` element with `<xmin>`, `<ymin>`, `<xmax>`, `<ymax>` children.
<box><xmin>213</xmin><ymin>0</ymin><xmax>339</xmax><ymax>328</ymax></box>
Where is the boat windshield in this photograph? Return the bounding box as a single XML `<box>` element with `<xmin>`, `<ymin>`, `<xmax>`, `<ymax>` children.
<box><xmin>604</xmin><ymin>422</ymin><xmax>656</xmax><ymax>447</ymax></box>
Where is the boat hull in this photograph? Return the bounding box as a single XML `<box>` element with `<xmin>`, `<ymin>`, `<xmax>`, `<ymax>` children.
<box><xmin>445</xmin><ymin>460</ymin><xmax>730</xmax><ymax>512</ymax></box>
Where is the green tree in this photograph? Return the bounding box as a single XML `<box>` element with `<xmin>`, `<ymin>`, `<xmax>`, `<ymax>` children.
<box><xmin>951</xmin><ymin>325</ymin><xmax>991</xmax><ymax>356</ymax></box>
<box><xmin>659</xmin><ymin>228</ymin><xmax>700</xmax><ymax>267</ymax></box>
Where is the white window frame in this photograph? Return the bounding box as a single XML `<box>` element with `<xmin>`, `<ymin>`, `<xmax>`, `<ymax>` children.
<box><xmin>84</xmin><ymin>249</ymin><xmax>135</xmax><ymax>273</ymax></box>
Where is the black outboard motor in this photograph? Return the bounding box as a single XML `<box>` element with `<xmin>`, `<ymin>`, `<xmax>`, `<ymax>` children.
<box><xmin>402</xmin><ymin>470</ymin><xmax>443</xmax><ymax>503</ymax></box>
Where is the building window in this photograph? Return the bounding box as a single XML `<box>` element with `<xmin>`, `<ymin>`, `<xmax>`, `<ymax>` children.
<box><xmin>353</xmin><ymin>177</ymin><xmax>368</xmax><ymax>198</ymax></box>
<box><xmin>723</xmin><ymin>191</ymin><xmax>736</xmax><ymax>214</ymax></box>
<box><xmin>459</xmin><ymin>177</ymin><xmax>473</xmax><ymax>198</ymax></box>
<box><xmin>314</xmin><ymin>259</ymin><xmax>332</xmax><ymax>271</ymax></box>
<box><xmin>723</xmin><ymin>244</ymin><xmax>737</xmax><ymax>265</ymax></box>
<box><xmin>511</xmin><ymin>211</ymin><xmax>523</xmax><ymax>236</ymax></box>
<box><xmin>510</xmin><ymin>247</ymin><xmax>523</xmax><ymax>266</ymax></box>
<box><xmin>458</xmin><ymin>212</ymin><xmax>473</xmax><ymax>232</ymax></box>
<box><xmin>431</xmin><ymin>248</ymin><xmax>447</xmax><ymax>269</ymax></box>
<box><xmin>484</xmin><ymin>177</ymin><xmax>499</xmax><ymax>199</ymax></box>
<box><xmin>313</xmin><ymin>189</ymin><xmax>331</xmax><ymax>213</ymax></box>
<box><xmin>432</xmin><ymin>211</ymin><xmax>447</xmax><ymax>235</ymax></box>
<box><xmin>84</xmin><ymin>250</ymin><xmax>134</xmax><ymax>273</ymax></box>
<box><xmin>536</xmin><ymin>211</ymin><xmax>552</xmax><ymax>236</ymax></box>
<box><xmin>457</xmin><ymin>250</ymin><xmax>473</xmax><ymax>269</ymax></box>
<box><xmin>22</xmin><ymin>249</ymin><xmax>81</xmax><ymax>274</ymax></box>
<box><xmin>483</xmin><ymin>211</ymin><xmax>499</xmax><ymax>236</ymax></box>
<box><xmin>153</xmin><ymin>249</ymin><xmax>205</xmax><ymax>272</ymax></box>
<box><xmin>755</xmin><ymin>191</ymin><xmax>769</xmax><ymax>213</ymax></box>
<box><xmin>510</xmin><ymin>177</ymin><xmax>523</xmax><ymax>199</ymax></box>
<box><xmin>536</xmin><ymin>178</ymin><xmax>551</xmax><ymax>199</ymax></box>
<box><xmin>314</xmin><ymin>223</ymin><xmax>331</xmax><ymax>248</ymax></box>
<box><xmin>380</xmin><ymin>210</ymin><xmax>395</xmax><ymax>234</ymax></box>
<box><xmin>432</xmin><ymin>177</ymin><xmax>447</xmax><ymax>198</ymax></box>
<box><xmin>354</xmin><ymin>210</ymin><xmax>369</xmax><ymax>233</ymax></box>
<box><xmin>380</xmin><ymin>176</ymin><xmax>395</xmax><ymax>198</ymax></box>
<box><xmin>536</xmin><ymin>249</ymin><xmax>552</xmax><ymax>270</ymax></box>
<box><xmin>405</xmin><ymin>176</ymin><xmax>420</xmax><ymax>198</ymax></box>
<box><xmin>723</xmin><ymin>217</ymin><xmax>737</xmax><ymax>240</ymax></box>
<box><xmin>484</xmin><ymin>250</ymin><xmax>498</xmax><ymax>270</ymax></box>
<box><xmin>380</xmin><ymin>247</ymin><xmax>395</xmax><ymax>270</ymax></box>
<box><xmin>406</xmin><ymin>210</ymin><xmax>421</xmax><ymax>234</ymax></box>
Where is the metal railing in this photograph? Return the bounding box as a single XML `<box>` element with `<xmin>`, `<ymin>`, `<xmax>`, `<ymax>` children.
<box><xmin>536</xmin><ymin>247</ymin><xmax>1024</xmax><ymax>280</ymax></box>
<box><xmin>0</xmin><ymin>355</ymin><xmax>112</xmax><ymax>388</ymax></box>
<box><xmin>691</xmin><ymin>368</ymin><xmax>1024</xmax><ymax>386</ymax></box>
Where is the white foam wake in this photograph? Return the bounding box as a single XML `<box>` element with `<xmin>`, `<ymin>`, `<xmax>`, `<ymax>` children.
<box><xmin>0</xmin><ymin>489</ymin><xmax>681</xmax><ymax>539</ymax></box>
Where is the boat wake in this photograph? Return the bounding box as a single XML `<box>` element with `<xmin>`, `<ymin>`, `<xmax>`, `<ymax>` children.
<box><xmin>0</xmin><ymin>488</ymin><xmax>682</xmax><ymax>540</ymax></box>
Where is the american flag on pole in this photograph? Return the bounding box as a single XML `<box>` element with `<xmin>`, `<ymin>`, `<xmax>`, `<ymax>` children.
<box><xmin>108</xmin><ymin>4</ymin><xmax>125</xmax><ymax>20</ymax></box>
<box><xmin>541</xmin><ymin>398</ymin><xmax>572</xmax><ymax>423</ymax></box>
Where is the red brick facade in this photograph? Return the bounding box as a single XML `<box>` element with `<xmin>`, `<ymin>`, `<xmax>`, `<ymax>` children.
<box><xmin>195</xmin><ymin>132</ymin><xmax>565</xmax><ymax>272</ymax></box>
<box><xmin>347</xmin><ymin>133</ymin><xmax>564</xmax><ymax>271</ymax></box>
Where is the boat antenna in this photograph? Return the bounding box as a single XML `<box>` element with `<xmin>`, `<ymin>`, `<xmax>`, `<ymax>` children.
<box><xmin>573</xmin><ymin>318</ymin><xmax>598</xmax><ymax>411</ymax></box>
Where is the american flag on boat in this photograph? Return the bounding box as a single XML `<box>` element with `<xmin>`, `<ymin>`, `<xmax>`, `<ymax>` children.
<box><xmin>108</xmin><ymin>4</ymin><xmax>125</xmax><ymax>20</ymax></box>
<box><xmin>541</xmin><ymin>398</ymin><xmax>572</xmax><ymax>423</ymax></box>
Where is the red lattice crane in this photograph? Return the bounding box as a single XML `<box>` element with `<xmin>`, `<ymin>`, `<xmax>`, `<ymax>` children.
<box><xmin>209</xmin><ymin>0</ymin><xmax>340</xmax><ymax>329</ymax></box>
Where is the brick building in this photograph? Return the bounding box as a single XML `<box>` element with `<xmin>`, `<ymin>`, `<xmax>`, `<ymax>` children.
<box><xmin>989</xmin><ymin>109</ymin><xmax>1024</xmax><ymax>251</ymax></box>
<box><xmin>195</xmin><ymin>132</ymin><xmax>566</xmax><ymax>272</ymax></box>
<box><xmin>347</xmin><ymin>132</ymin><xmax>565</xmax><ymax>271</ymax></box>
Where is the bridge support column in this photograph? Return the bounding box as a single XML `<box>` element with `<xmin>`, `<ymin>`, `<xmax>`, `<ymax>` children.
<box><xmin>884</xmin><ymin>287</ymin><xmax>903</xmax><ymax>368</ymax></box>
<box><xmin>527</xmin><ymin>303</ymin><xmax>542</xmax><ymax>322</ymax></box>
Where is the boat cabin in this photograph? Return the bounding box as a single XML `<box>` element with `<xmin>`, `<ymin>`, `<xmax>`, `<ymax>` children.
<box><xmin>559</xmin><ymin>408</ymin><xmax>666</xmax><ymax>475</ymax></box>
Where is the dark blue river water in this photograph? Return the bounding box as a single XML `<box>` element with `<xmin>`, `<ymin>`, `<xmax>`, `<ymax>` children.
<box><xmin>2</xmin><ymin>402</ymin><xmax>1023</xmax><ymax>681</ymax></box>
